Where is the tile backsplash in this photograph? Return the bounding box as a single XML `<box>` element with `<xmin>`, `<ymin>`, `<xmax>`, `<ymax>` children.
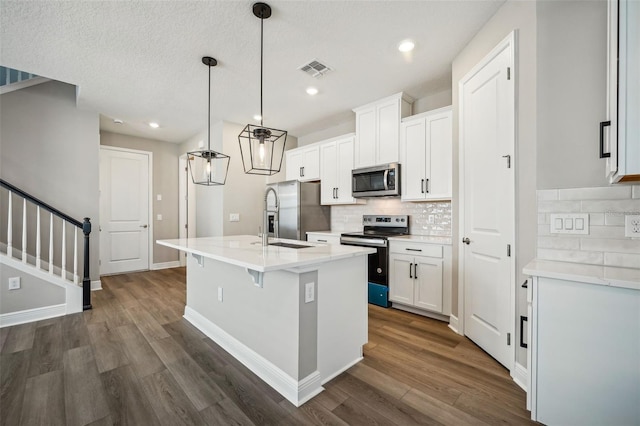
<box><xmin>330</xmin><ymin>199</ymin><xmax>452</xmax><ymax>236</ymax></box>
<box><xmin>537</xmin><ymin>185</ymin><xmax>640</xmax><ymax>269</ymax></box>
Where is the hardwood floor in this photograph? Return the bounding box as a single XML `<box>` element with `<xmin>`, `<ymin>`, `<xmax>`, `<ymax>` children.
<box><xmin>1</xmin><ymin>268</ymin><xmax>536</xmax><ymax>425</ymax></box>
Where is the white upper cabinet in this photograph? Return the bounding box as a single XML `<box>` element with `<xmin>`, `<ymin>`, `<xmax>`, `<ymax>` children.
<box><xmin>320</xmin><ymin>134</ymin><xmax>360</xmax><ymax>205</ymax></box>
<box><xmin>353</xmin><ymin>92</ymin><xmax>413</xmax><ymax>169</ymax></box>
<box><xmin>285</xmin><ymin>144</ymin><xmax>320</xmax><ymax>182</ymax></box>
<box><xmin>604</xmin><ymin>0</ymin><xmax>640</xmax><ymax>183</ymax></box>
<box><xmin>400</xmin><ymin>106</ymin><xmax>453</xmax><ymax>201</ymax></box>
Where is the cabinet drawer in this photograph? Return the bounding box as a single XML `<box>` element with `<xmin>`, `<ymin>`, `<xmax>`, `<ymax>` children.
<box><xmin>307</xmin><ymin>233</ymin><xmax>340</xmax><ymax>245</ymax></box>
<box><xmin>390</xmin><ymin>241</ymin><xmax>443</xmax><ymax>258</ymax></box>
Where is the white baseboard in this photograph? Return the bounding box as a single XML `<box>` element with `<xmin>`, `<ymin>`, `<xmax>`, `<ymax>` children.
<box><xmin>91</xmin><ymin>280</ymin><xmax>102</xmax><ymax>291</ymax></box>
<box><xmin>184</xmin><ymin>306</ymin><xmax>323</xmax><ymax>407</ymax></box>
<box><xmin>511</xmin><ymin>362</ymin><xmax>528</xmax><ymax>392</ymax></box>
<box><xmin>448</xmin><ymin>314</ymin><xmax>461</xmax><ymax>335</ymax></box>
<box><xmin>321</xmin><ymin>356</ymin><xmax>363</xmax><ymax>385</ymax></box>
<box><xmin>0</xmin><ymin>304</ymin><xmax>66</xmax><ymax>328</ymax></box>
<box><xmin>151</xmin><ymin>261</ymin><xmax>182</xmax><ymax>270</ymax></box>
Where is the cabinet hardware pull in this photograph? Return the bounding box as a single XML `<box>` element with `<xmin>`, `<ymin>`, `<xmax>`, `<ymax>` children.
<box><xmin>501</xmin><ymin>155</ymin><xmax>511</xmax><ymax>168</ymax></box>
<box><xmin>302</xmin><ymin>166</ymin><xmax>305</xmax><ymax>177</ymax></box>
<box><xmin>336</xmin><ymin>188</ymin><xmax>338</xmax><ymax>199</ymax></box>
<box><xmin>599</xmin><ymin>121</ymin><xmax>611</xmax><ymax>158</ymax></box>
<box><xmin>409</xmin><ymin>262</ymin><xmax>413</xmax><ymax>279</ymax></box>
<box><xmin>520</xmin><ymin>316</ymin><xmax>528</xmax><ymax>348</ymax></box>
<box><xmin>299</xmin><ymin>167</ymin><xmax>303</xmax><ymax>177</ymax></box>
<box><xmin>405</xmin><ymin>248</ymin><xmax>422</xmax><ymax>252</ymax></box>
<box><xmin>522</xmin><ymin>280</ymin><xmax>528</xmax><ymax>289</ymax></box>
<box><xmin>414</xmin><ymin>264</ymin><xmax>418</xmax><ymax>279</ymax></box>
<box><xmin>421</xmin><ymin>179</ymin><xmax>425</xmax><ymax>193</ymax></box>
<box><xmin>425</xmin><ymin>179</ymin><xmax>429</xmax><ymax>193</ymax></box>
<box><xmin>318</xmin><ymin>239</ymin><xmax>327</xmax><ymax>242</ymax></box>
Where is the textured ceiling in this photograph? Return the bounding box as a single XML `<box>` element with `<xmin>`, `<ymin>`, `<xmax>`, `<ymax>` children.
<box><xmin>1</xmin><ymin>1</ymin><xmax>504</xmax><ymax>143</ymax></box>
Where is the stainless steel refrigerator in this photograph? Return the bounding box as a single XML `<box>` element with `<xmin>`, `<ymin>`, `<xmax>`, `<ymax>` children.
<box><xmin>266</xmin><ymin>180</ymin><xmax>331</xmax><ymax>241</ymax></box>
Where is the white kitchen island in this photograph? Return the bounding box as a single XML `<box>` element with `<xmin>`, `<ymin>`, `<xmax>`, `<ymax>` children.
<box><xmin>157</xmin><ymin>235</ymin><xmax>375</xmax><ymax>407</ymax></box>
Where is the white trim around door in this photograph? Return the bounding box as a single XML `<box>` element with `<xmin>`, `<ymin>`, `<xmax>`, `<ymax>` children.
<box><xmin>457</xmin><ymin>31</ymin><xmax>517</xmax><ymax>371</ymax></box>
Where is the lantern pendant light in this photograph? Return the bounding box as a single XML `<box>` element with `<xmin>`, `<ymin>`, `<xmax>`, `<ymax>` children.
<box><xmin>238</xmin><ymin>2</ymin><xmax>288</xmax><ymax>176</ymax></box>
<box><xmin>188</xmin><ymin>56</ymin><xmax>230</xmax><ymax>186</ymax></box>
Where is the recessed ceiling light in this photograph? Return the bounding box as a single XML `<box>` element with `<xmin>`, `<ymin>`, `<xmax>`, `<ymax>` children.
<box><xmin>113</xmin><ymin>118</ymin><xmax>123</xmax><ymax>124</ymax></box>
<box><xmin>149</xmin><ymin>122</ymin><xmax>160</xmax><ymax>128</ymax></box>
<box><xmin>253</xmin><ymin>114</ymin><xmax>262</xmax><ymax>121</ymax></box>
<box><xmin>398</xmin><ymin>40</ymin><xmax>415</xmax><ymax>52</ymax></box>
<box><xmin>306</xmin><ymin>87</ymin><xmax>319</xmax><ymax>96</ymax></box>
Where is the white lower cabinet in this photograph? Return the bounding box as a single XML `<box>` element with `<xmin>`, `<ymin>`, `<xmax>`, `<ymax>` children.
<box><xmin>389</xmin><ymin>240</ymin><xmax>451</xmax><ymax>316</ymax></box>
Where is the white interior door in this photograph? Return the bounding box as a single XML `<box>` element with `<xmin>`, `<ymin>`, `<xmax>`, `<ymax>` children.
<box><xmin>460</xmin><ymin>34</ymin><xmax>515</xmax><ymax>369</ymax></box>
<box><xmin>100</xmin><ymin>147</ymin><xmax>151</xmax><ymax>275</ymax></box>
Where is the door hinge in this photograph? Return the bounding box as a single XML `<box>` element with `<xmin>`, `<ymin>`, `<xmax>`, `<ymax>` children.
<box><xmin>507</xmin><ymin>67</ymin><xmax>511</xmax><ymax>80</ymax></box>
<box><xmin>507</xmin><ymin>244</ymin><xmax>511</xmax><ymax>257</ymax></box>
<box><xmin>184</xmin><ymin>224</ymin><xmax>188</xmax><ymax>229</ymax></box>
<box><xmin>502</xmin><ymin>154</ymin><xmax>511</xmax><ymax>168</ymax></box>
<box><xmin>507</xmin><ymin>332</ymin><xmax>511</xmax><ymax>345</ymax></box>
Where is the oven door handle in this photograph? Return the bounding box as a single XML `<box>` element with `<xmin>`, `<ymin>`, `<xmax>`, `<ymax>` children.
<box><xmin>340</xmin><ymin>236</ymin><xmax>387</xmax><ymax>247</ymax></box>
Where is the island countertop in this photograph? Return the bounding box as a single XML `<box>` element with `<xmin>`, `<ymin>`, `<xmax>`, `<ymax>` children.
<box><xmin>157</xmin><ymin>235</ymin><xmax>375</xmax><ymax>272</ymax></box>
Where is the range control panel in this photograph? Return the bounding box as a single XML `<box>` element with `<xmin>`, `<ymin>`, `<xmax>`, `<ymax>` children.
<box><xmin>363</xmin><ymin>215</ymin><xmax>409</xmax><ymax>226</ymax></box>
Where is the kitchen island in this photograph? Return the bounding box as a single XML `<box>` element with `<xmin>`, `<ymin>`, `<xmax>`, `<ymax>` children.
<box><xmin>157</xmin><ymin>235</ymin><xmax>375</xmax><ymax>407</ymax></box>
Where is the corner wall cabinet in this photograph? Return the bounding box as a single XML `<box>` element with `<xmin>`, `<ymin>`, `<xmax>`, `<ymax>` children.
<box><xmin>353</xmin><ymin>92</ymin><xmax>413</xmax><ymax>169</ymax></box>
<box><xmin>389</xmin><ymin>240</ymin><xmax>452</xmax><ymax>316</ymax></box>
<box><xmin>319</xmin><ymin>134</ymin><xmax>360</xmax><ymax>205</ymax></box>
<box><xmin>525</xmin><ymin>270</ymin><xmax>640</xmax><ymax>425</ymax></box>
<box><xmin>400</xmin><ymin>106</ymin><xmax>453</xmax><ymax>201</ymax></box>
<box><xmin>285</xmin><ymin>144</ymin><xmax>320</xmax><ymax>182</ymax></box>
<box><xmin>603</xmin><ymin>0</ymin><xmax>640</xmax><ymax>183</ymax></box>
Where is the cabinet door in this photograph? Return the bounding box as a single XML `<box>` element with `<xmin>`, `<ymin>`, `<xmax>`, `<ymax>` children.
<box><xmin>335</xmin><ymin>137</ymin><xmax>355</xmax><ymax>203</ymax></box>
<box><xmin>377</xmin><ymin>98</ymin><xmax>401</xmax><ymax>164</ymax></box>
<box><xmin>425</xmin><ymin>110</ymin><xmax>452</xmax><ymax>199</ymax></box>
<box><xmin>354</xmin><ymin>106</ymin><xmax>376</xmax><ymax>168</ymax></box>
<box><xmin>286</xmin><ymin>150</ymin><xmax>303</xmax><ymax>181</ymax></box>
<box><xmin>389</xmin><ymin>254</ymin><xmax>415</xmax><ymax>305</ymax></box>
<box><xmin>414</xmin><ymin>257</ymin><xmax>443</xmax><ymax>313</ymax></box>
<box><xmin>401</xmin><ymin>118</ymin><xmax>427</xmax><ymax>201</ymax></box>
<box><xmin>301</xmin><ymin>146</ymin><xmax>320</xmax><ymax>181</ymax></box>
<box><xmin>319</xmin><ymin>142</ymin><xmax>338</xmax><ymax>205</ymax></box>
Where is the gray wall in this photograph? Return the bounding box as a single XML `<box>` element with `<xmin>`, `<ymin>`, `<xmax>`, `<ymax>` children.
<box><xmin>537</xmin><ymin>0</ymin><xmax>608</xmax><ymax>189</ymax></box>
<box><xmin>452</xmin><ymin>0</ymin><xmax>538</xmax><ymax>368</ymax></box>
<box><xmin>0</xmin><ymin>80</ymin><xmax>100</xmax><ymax>283</ymax></box>
<box><xmin>100</xmin><ymin>131</ymin><xmax>181</xmax><ymax>264</ymax></box>
<box><xmin>1</xmin><ymin>263</ymin><xmax>65</xmax><ymax>313</ymax></box>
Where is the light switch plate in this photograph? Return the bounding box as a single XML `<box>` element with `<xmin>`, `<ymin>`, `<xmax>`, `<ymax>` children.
<box><xmin>229</xmin><ymin>213</ymin><xmax>240</xmax><ymax>222</ymax></box>
<box><xmin>156</xmin><ymin>214</ymin><xmax>163</xmax><ymax>221</ymax></box>
<box><xmin>625</xmin><ymin>215</ymin><xmax>640</xmax><ymax>237</ymax></box>
<box><xmin>304</xmin><ymin>282</ymin><xmax>315</xmax><ymax>303</ymax></box>
<box><xmin>550</xmin><ymin>213</ymin><xmax>589</xmax><ymax>234</ymax></box>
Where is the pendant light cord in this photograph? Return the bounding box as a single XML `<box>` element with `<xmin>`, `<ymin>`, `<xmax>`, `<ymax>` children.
<box><xmin>207</xmin><ymin>62</ymin><xmax>211</xmax><ymax>151</ymax></box>
<box><xmin>260</xmin><ymin>13</ymin><xmax>264</xmax><ymax>128</ymax></box>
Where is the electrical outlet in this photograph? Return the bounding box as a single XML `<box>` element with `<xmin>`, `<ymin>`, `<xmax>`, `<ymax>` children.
<box><xmin>625</xmin><ymin>215</ymin><xmax>640</xmax><ymax>237</ymax></box>
<box><xmin>157</xmin><ymin>214</ymin><xmax>162</xmax><ymax>221</ymax></box>
<box><xmin>8</xmin><ymin>277</ymin><xmax>20</xmax><ymax>290</ymax></box>
<box><xmin>304</xmin><ymin>282</ymin><xmax>315</xmax><ymax>303</ymax></box>
<box><xmin>229</xmin><ymin>213</ymin><xmax>240</xmax><ymax>222</ymax></box>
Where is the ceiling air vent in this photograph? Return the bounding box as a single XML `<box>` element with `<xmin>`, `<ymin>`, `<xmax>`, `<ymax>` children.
<box><xmin>298</xmin><ymin>59</ymin><xmax>333</xmax><ymax>78</ymax></box>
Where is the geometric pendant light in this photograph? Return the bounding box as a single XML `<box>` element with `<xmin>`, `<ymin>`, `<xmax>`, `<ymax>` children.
<box><xmin>238</xmin><ymin>2</ymin><xmax>288</xmax><ymax>176</ymax></box>
<box><xmin>188</xmin><ymin>56</ymin><xmax>231</xmax><ymax>185</ymax></box>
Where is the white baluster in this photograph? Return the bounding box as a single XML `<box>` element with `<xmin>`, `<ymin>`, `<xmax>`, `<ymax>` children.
<box><xmin>22</xmin><ymin>199</ymin><xmax>27</xmax><ymax>263</ymax></box>
<box><xmin>49</xmin><ymin>213</ymin><xmax>54</xmax><ymax>274</ymax></box>
<box><xmin>7</xmin><ymin>191</ymin><xmax>12</xmax><ymax>258</ymax></box>
<box><xmin>61</xmin><ymin>220</ymin><xmax>66</xmax><ymax>281</ymax></box>
<box><xmin>73</xmin><ymin>227</ymin><xmax>78</xmax><ymax>284</ymax></box>
<box><xmin>36</xmin><ymin>206</ymin><xmax>41</xmax><ymax>269</ymax></box>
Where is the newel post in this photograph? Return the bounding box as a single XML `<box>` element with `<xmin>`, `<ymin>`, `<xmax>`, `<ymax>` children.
<box><xmin>82</xmin><ymin>217</ymin><xmax>92</xmax><ymax>310</ymax></box>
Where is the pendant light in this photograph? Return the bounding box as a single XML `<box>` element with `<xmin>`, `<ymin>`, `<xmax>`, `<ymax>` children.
<box><xmin>187</xmin><ymin>56</ymin><xmax>230</xmax><ymax>186</ymax></box>
<box><xmin>238</xmin><ymin>2</ymin><xmax>288</xmax><ymax>176</ymax></box>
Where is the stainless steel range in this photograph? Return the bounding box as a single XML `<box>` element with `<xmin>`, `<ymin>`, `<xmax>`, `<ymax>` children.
<box><xmin>340</xmin><ymin>215</ymin><xmax>409</xmax><ymax>307</ymax></box>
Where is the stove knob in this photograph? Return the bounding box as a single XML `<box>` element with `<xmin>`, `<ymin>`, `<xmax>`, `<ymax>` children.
<box><xmin>395</xmin><ymin>218</ymin><xmax>400</xmax><ymax>222</ymax></box>
<box><xmin>401</xmin><ymin>218</ymin><xmax>405</xmax><ymax>222</ymax></box>
<box><xmin>377</xmin><ymin>268</ymin><xmax>382</xmax><ymax>274</ymax></box>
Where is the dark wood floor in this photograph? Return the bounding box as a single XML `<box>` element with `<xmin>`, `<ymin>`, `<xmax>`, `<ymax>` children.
<box><xmin>1</xmin><ymin>268</ymin><xmax>535</xmax><ymax>425</ymax></box>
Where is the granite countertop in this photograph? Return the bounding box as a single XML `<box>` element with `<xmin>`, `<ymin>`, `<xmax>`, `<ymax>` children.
<box><xmin>523</xmin><ymin>259</ymin><xmax>640</xmax><ymax>291</ymax></box>
<box><xmin>157</xmin><ymin>236</ymin><xmax>375</xmax><ymax>273</ymax></box>
<box><xmin>387</xmin><ymin>235</ymin><xmax>453</xmax><ymax>245</ymax></box>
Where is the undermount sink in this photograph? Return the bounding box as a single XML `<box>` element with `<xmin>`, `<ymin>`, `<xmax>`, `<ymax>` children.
<box><xmin>268</xmin><ymin>242</ymin><xmax>313</xmax><ymax>249</ymax></box>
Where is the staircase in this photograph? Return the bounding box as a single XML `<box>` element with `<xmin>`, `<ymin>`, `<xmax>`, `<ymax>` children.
<box><xmin>0</xmin><ymin>179</ymin><xmax>92</xmax><ymax>327</ymax></box>
<box><xmin>0</xmin><ymin>66</ymin><xmax>50</xmax><ymax>95</ymax></box>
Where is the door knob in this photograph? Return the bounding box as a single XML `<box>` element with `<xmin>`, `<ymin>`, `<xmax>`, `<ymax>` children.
<box><xmin>140</xmin><ymin>224</ymin><xmax>148</xmax><ymax>228</ymax></box>
<box><xmin>462</xmin><ymin>237</ymin><xmax>470</xmax><ymax>245</ymax></box>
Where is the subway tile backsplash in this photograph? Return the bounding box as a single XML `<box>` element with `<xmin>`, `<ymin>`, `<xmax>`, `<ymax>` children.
<box><xmin>330</xmin><ymin>199</ymin><xmax>452</xmax><ymax>236</ymax></box>
<box><xmin>537</xmin><ymin>185</ymin><xmax>640</xmax><ymax>269</ymax></box>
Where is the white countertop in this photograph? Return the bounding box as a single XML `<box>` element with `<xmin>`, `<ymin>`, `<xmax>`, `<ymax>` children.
<box><xmin>157</xmin><ymin>235</ymin><xmax>375</xmax><ymax>273</ymax></box>
<box><xmin>523</xmin><ymin>259</ymin><xmax>640</xmax><ymax>291</ymax></box>
<box><xmin>388</xmin><ymin>235</ymin><xmax>453</xmax><ymax>245</ymax></box>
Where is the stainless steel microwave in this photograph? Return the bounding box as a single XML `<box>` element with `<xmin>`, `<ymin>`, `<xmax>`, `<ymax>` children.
<box><xmin>352</xmin><ymin>163</ymin><xmax>400</xmax><ymax>198</ymax></box>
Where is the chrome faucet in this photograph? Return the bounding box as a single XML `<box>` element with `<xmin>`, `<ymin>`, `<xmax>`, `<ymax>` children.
<box><xmin>262</xmin><ymin>186</ymin><xmax>279</xmax><ymax>246</ymax></box>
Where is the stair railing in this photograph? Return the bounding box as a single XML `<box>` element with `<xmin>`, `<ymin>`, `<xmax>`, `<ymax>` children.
<box><xmin>0</xmin><ymin>179</ymin><xmax>92</xmax><ymax>310</ymax></box>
